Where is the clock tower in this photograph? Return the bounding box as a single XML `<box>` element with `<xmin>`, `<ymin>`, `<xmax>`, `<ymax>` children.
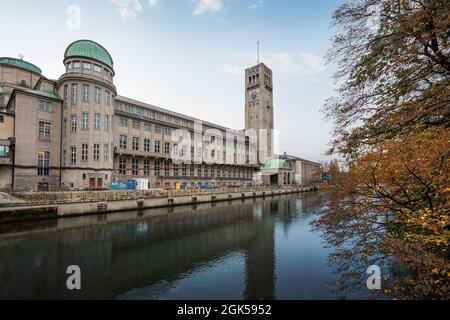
<box><xmin>245</xmin><ymin>63</ymin><xmax>274</xmax><ymax>164</ymax></box>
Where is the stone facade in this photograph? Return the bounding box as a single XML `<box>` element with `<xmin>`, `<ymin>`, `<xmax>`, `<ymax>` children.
<box><xmin>0</xmin><ymin>40</ymin><xmax>260</xmax><ymax>191</ymax></box>
<box><xmin>245</xmin><ymin>63</ymin><xmax>275</xmax><ymax>164</ymax></box>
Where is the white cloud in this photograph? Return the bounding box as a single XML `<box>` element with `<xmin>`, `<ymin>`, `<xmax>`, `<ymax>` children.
<box><xmin>193</xmin><ymin>0</ymin><xmax>224</xmax><ymax>16</ymax></box>
<box><xmin>298</xmin><ymin>52</ymin><xmax>326</xmax><ymax>73</ymax></box>
<box><xmin>110</xmin><ymin>0</ymin><xmax>161</xmax><ymax>20</ymax></box>
<box><xmin>248</xmin><ymin>0</ymin><xmax>265</xmax><ymax>11</ymax></box>
<box><xmin>148</xmin><ymin>0</ymin><xmax>161</xmax><ymax>7</ymax></box>
<box><xmin>264</xmin><ymin>52</ymin><xmax>325</xmax><ymax>75</ymax></box>
<box><xmin>219</xmin><ymin>51</ymin><xmax>326</xmax><ymax>76</ymax></box>
<box><xmin>219</xmin><ymin>64</ymin><xmax>244</xmax><ymax>76</ymax></box>
<box><xmin>110</xmin><ymin>0</ymin><xmax>143</xmax><ymax>20</ymax></box>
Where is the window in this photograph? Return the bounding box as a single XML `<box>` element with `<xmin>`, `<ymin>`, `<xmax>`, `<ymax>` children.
<box><xmin>182</xmin><ymin>165</ymin><xmax>187</xmax><ymax>177</ymax></box>
<box><xmin>0</xmin><ymin>146</ymin><xmax>10</xmax><ymax>158</ymax></box>
<box><xmin>71</xmin><ymin>115</ymin><xmax>77</xmax><ymax>132</ymax></box>
<box><xmin>164</xmin><ymin>161</ymin><xmax>170</xmax><ymax>177</ymax></box>
<box><xmin>132</xmin><ymin>137</ymin><xmax>140</xmax><ymax>151</ymax></box>
<box><xmin>94</xmin><ymin>65</ymin><xmax>102</xmax><ymax>73</ymax></box>
<box><xmin>174</xmin><ymin>165</ymin><xmax>179</xmax><ymax>177</ymax></box>
<box><xmin>119</xmin><ymin>118</ymin><xmax>128</xmax><ymax>127</ymax></box>
<box><xmin>104</xmin><ymin>115</ymin><xmax>110</xmax><ymax>130</ymax></box>
<box><xmin>83</xmin><ymin>62</ymin><xmax>92</xmax><ymax>70</ymax></box>
<box><xmin>164</xmin><ymin>127</ymin><xmax>172</xmax><ymax>136</ymax></box>
<box><xmin>144</xmin><ymin>159</ymin><xmax>150</xmax><ymax>176</ymax></box>
<box><xmin>82</xmin><ymin>84</ymin><xmax>89</xmax><ymax>102</ymax></box>
<box><xmin>154</xmin><ymin>141</ymin><xmax>161</xmax><ymax>153</ymax></box>
<box><xmin>197</xmin><ymin>166</ymin><xmax>202</xmax><ymax>177</ymax></box>
<box><xmin>73</xmin><ymin>62</ymin><xmax>81</xmax><ymax>69</ymax></box>
<box><xmin>71</xmin><ymin>147</ymin><xmax>76</xmax><ymax>164</ymax></box>
<box><xmin>144</xmin><ymin>123</ymin><xmax>151</xmax><ymax>131</ymax></box>
<box><xmin>94</xmin><ymin>144</ymin><xmax>100</xmax><ymax>160</ymax></box>
<box><xmin>82</xmin><ymin>113</ymin><xmax>89</xmax><ymax>129</ymax></box>
<box><xmin>132</xmin><ymin>159</ymin><xmax>139</xmax><ymax>176</ymax></box>
<box><xmin>38</xmin><ymin>100</ymin><xmax>53</xmax><ymax>112</ymax></box>
<box><xmin>95</xmin><ymin>87</ymin><xmax>101</xmax><ymax>103</ymax></box>
<box><xmin>144</xmin><ymin>139</ymin><xmax>151</xmax><ymax>153</ymax></box>
<box><xmin>119</xmin><ymin>158</ymin><xmax>127</xmax><ymax>175</ymax></box>
<box><xmin>164</xmin><ymin>142</ymin><xmax>170</xmax><ymax>155</ymax></box>
<box><xmin>104</xmin><ymin>144</ymin><xmax>109</xmax><ymax>161</ymax></box>
<box><xmin>38</xmin><ymin>121</ymin><xmax>51</xmax><ymax>140</ymax></box>
<box><xmin>154</xmin><ymin>160</ymin><xmax>160</xmax><ymax>176</ymax></box>
<box><xmin>94</xmin><ymin>113</ymin><xmax>100</xmax><ymax>129</ymax></box>
<box><xmin>132</xmin><ymin>120</ymin><xmax>140</xmax><ymax>129</ymax></box>
<box><xmin>154</xmin><ymin>125</ymin><xmax>162</xmax><ymax>133</ymax></box>
<box><xmin>63</xmin><ymin>85</ymin><xmax>68</xmax><ymax>100</ymax></box>
<box><xmin>71</xmin><ymin>84</ymin><xmax>78</xmax><ymax>104</ymax></box>
<box><xmin>81</xmin><ymin>144</ymin><xmax>88</xmax><ymax>161</ymax></box>
<box><xmin>120</xmin><ymin>135</ymin><xmax>127</xmax><ymax>149</ymax></box>
<box><xmin>37</xmin><ymin>151</ymin><xmax>50</xmax><ymax>176</ymax></box>
<box><xmin>105</xmin><ymin>91</ymin><xmax>110</xmax><ymax>106</ymax></box>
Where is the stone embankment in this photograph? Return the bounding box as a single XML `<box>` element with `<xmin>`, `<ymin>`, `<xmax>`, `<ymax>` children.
<box><xmin>0</xmin><ymin>186</ymin><xmax>318</xmax><ymax>224</ymax></box>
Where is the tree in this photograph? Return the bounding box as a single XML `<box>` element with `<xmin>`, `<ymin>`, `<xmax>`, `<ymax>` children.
<box><xmin>317</xmin><ymin>0</ymin><xmax>450</xmax><ymax>299</ymax></box>
<box><xmin>328</xmin><ymin>159</ymin><xmax>341</xmax><ymax>178</ymax></box>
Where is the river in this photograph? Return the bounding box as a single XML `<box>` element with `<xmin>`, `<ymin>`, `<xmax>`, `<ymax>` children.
<box><xmin>0</xmin><ymin>193</ymin><xmax>377</xmax><ymax>300</ymax></box>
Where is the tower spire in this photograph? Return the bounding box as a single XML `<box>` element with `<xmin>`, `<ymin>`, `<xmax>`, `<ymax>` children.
<box><xmin>257</xmin><ymin>41</ymin><xmax>260</xmax><ymax>64</ymax></box>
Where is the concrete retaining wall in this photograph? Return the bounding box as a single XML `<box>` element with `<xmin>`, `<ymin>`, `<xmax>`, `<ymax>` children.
<box><xmin>0</xmin><ymin>187</ymin><xmax>318</xmax><ymax>223</ymax></box>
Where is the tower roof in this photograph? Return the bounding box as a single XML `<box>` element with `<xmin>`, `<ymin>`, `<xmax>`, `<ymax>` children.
<box><xmin>64</xmin><ymin>40</ymin><xmax>113</xmax><ymax>69</ymax></box>
<box><xmin>0</xmin><ymin>57</ymin><xmax>42</xmax><ymax>74</ymax></box>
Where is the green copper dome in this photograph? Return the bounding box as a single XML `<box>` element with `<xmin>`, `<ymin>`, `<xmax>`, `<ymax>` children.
<box><xmin>0</xmin><ymin>57</ymin><xmax>42</xmax><ymax>74</ymax></box>
<box><xmin>64</xmin><ymin>40</ymin><xmax>114</xmax><ymax>69</ymax></box>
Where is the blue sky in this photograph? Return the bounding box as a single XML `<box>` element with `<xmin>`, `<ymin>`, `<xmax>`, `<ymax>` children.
<box><xmin>0</xmin><ymin>0</ymin><xmax>342</xmax><ymax>163</ymax></box>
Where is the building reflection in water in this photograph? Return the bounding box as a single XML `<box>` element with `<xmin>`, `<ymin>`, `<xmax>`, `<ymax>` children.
<box><xmin>0</xmin><ymin>193</ymin><xmax>322</xmax><ymax>300</ymax></box>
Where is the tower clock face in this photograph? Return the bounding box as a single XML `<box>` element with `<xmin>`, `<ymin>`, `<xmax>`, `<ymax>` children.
<box><xmin>249</xmin><ymin>89</ymin><xmax>260</xmax><ymax>102</ymax></box>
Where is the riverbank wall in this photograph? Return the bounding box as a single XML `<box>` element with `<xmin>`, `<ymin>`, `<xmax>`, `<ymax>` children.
<box><xmin>0</xmin><ymin>186</ymin><xmax>318</xmax><ymax>224</ymax></box>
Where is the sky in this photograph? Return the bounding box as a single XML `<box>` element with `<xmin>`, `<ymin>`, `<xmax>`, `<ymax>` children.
<box><xmin>0</xmin><ymin>0</ymin><xmax>342</xmax><ymax>163</ymax></box>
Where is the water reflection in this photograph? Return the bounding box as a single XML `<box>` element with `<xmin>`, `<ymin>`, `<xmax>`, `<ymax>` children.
<box><xmin>0</xmin><ymin>193</ymin><xmax>370</xmax><ymax>300</ymax></box>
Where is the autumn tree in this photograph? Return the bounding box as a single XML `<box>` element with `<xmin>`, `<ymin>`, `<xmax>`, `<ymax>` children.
<box><xmin>317</xmin><ymin>0</ymin><xmax>450</xmax><ymax>299</ymax></box>
<box><xmin>328</xmin><ymin>159</ymin><xmax>341</xmax><ymax>178</ymax></box>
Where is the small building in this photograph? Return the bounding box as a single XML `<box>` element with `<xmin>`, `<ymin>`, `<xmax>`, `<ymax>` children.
<box><xmin>261</xmin><ymin>153</ymin><xmax>321</xmax><ymax>187</ymax></box>
<box><xmin>260</xmin><ymin>159</ymin><xmax>293</xmax><ymax>186</ymax></box>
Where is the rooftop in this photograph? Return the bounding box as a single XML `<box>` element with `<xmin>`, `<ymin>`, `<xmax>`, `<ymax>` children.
<box><xmin>13</xmin><ymin>86</ymin><xmax>61</xmax><ymax>101</ymax></box>
<box><xmin>64</xmin><ymin>40</ymin><xmax>114</xmax><ymax>69</ymax></box>
<box><xmin>0</xmin><ymin>57</ymin><xmax>42</xmax><ymax>75</ymax></box>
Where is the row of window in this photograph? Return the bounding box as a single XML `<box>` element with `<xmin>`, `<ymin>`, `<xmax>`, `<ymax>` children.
<box><xmin>67</xmin><ymin>61</ymin><xmax>112</xmax><ymax>78</ymax></box>
<box><xmin>38</xmin><ymin>100</ymin><xmax>53</xmax><ymax>112</ymax></box>
<box><xmin>118</xmin><ymin>118</ymin><xmax>249</xmax><ymax>149</ymax></box>
<box><xmin>64</xmin><ymin>113</ymin><xmax>110</xmax><ymax>135</ymax></box>
<box><xmin>119</xmin><ymin>135</ymin><xmax>171</xmax><ymax>154</ymax></box>
<box><xmin>64</xmin><ymin>84</ymin><xmax>111</xmax><ymax>105</ymax></box>
<box><xmin>118</xmin><ymin>158</ymin><xmax>253</xmax><ymax>178</ymax></box>
<box><xmin>118</xmin><ymin>118</ymin><xmax>174</xmax><ymax>135</ymax></box>
<box><xmin>64</xmin><ymin>144</ymin><xmax>111</xmax><ymax>165</ymax></box>
<box><xmin>115</xmin><ymin>102</ymin><xmax>194</xmax><ymax>129</ymax></box>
